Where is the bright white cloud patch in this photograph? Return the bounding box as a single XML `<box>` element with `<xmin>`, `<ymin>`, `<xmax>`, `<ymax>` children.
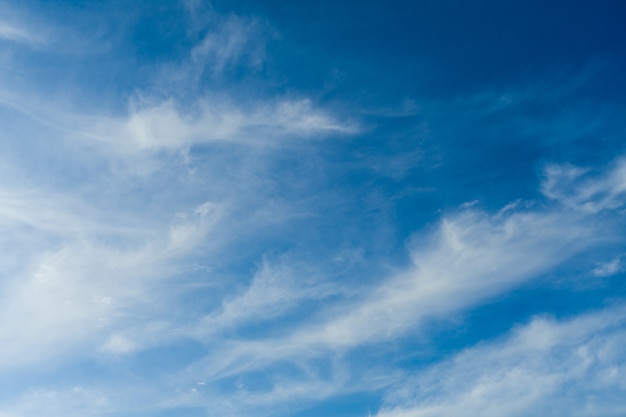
<box><xmin>0</xmin><ymin>181</ymin><xmax>218</xmax><ymax>369</ymax></box>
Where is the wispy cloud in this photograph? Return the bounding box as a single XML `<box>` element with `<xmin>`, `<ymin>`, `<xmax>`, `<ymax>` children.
<box><xmin>189</xmin><ymin>14</ymin><xmax>268</xmax><ymax>75</ymax></box>
<box><xmin>193</xmin><ymin>257</ymin><xmax>340</xmax><ymax>339</ymax></box>
<box><xmin>35</xmin><ymin>166</ymin><xmax>618</xmax><ymax>416</ymax></box>
<box><xmin>0</xmin><ymin>21</ymin><xmax>42</xmax><ymax>45</ymax></box>
<box><xmin>375</xmin><ymin>307</ymin><xmax>626</xmax><ymax>417</ymax></box>
<box><xmin>1</xmin><ymin>2</ymin><xmax>625</xmax><ymax>417</ymax></box>
<box><xmin>592</xmin><ymin>256</ymin><xmax>624</xmax><ymax>278</ymax></box>
<box><xmin>97</xmin><ymin>96</ymin><xmax>357</xmax><ymax>153</ymax></box>
<box><xmin>0</xmin><ymin>1</ymin><xmax>356</xmax><ymax>382</ymax></box>
<box><xmin>0</xmin><ymin>185</ymin><xmax>218</xmax><ymax>370</ymax></box>
<box><xmin>541</xmin><ymin>158</ymin><xmax>626</xmax><ymax>213</ymax></box>
<box><xmin>187</xmin><ymin>199</ymin><xmax>607</xmax><ymax>383</ymax></box>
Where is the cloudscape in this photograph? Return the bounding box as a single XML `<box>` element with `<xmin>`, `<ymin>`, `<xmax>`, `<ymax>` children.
<box><xmin>0</xmin><ymin>1</ymin><xmax>625</xmax><ymax>416</ymax></box>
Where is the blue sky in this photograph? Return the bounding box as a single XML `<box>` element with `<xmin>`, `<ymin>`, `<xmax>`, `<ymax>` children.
<box><xmin>0</xmin><ymin>0</ymin><xmax>625</xmax><ymax>416</ymax></box>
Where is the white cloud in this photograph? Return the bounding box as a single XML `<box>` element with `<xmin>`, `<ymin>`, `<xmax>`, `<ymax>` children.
<box><xmin>100</xmin><ymin>334</ymin><xmax>138</xmax><ymax>355</ymax></box>
<box><xmin>1</xmin><ymin>4</ymin><xmax>624</xmax><ymax>417</ymax></box>
<box><xmin>0</xmin><ymin>21</ymin><xmax>42</xmax><ymax>44</ymax></box>
<box><xmin>92</xmin><ymin>96</ymin><xmax>357</xmax><ymax>153</ymax></box>
<box><xmin>186</xmin><ymin>202</ymin><xmax>607</xmax><ymax>381</ymax></box>
<box><xmin>178</xmin><ymin>363</ymin><xmax>395</xmax><ymax>417</ymax></box>
<box><xmin>193</xmin><ymin>258</ymin><xmax>339</xmax><ymax>339</ymax></box>
<box><xmin>0</xmin><ymin>1</ymin><xmax>357</xmax><ymax>159</ymax></box>
<box><xmin>189</xmin><ymin>14</ymin><xmax>267</xmax><ymax>75</ymax></box>
<box><xmin>100</xmin><ymin>179</ymin><xmax>622</xmax><ymax>416</ymax></box>
<box><xmin>0</xmin><ymin>3</ymin><xmax>70</xmax><ymax>51</ymax></box>
<box><xmin>0</xmin><ymin>71</ymin><xmax>353</xmax><ymax>370</ymax></box>
<box><xmin>375</xmin><ymin>307</ymin><xmax>626</xmax><ymax>417</ymax></box>
<box><xmin>541</xmin><ymin>158</ymin><xmax>626</xmax><ymax>213</ymax></box>
<box><xmin>0</xmin><ymin>88</ymin><xmax>356</xmax><ymax>163</ymax></box>
<box><xmin>309</xmin><ymin>208</ymin><xmax>596</xmax><ymax>347</ymax></box>
<box><xmin>1</xmin><ymin>386</ymin><xmax>112</xmax><ymax>417</ymax></box>
<box><xmin>592</xmin><ymin>256</ymin><xmax>623</xmax><ymax>278</ymax></box>
<box><xmin>0</xmin><ymin>194</ymin><xmax>218</xmax><ymax>370</ymax></box>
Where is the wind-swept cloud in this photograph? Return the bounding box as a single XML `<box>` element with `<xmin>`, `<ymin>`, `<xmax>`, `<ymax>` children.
<box><xmin>1</xmin><ymin>1</ymin><xmax>625</xmax><ymax>417</ymax></box>
<box><xmin>194</xmin><ymin>257</ymin><xmax>340</xmax><ymax>339</ymax></box>
<box><xmin>541</xmin><ymin>157</ymin><xmax>626</xmax><ymax>213</ymax></box>
<box><xmin>1</xmin><ymin>387</ymin><xmax>109</xmax><ymax>417</ymax></box>
<box><xmin>293</xmin><ymin>209</ymin><xmax>595</xmax><ymax>349</ymax></box>
<box><xmin>592</xmin><ymin>256</ymin><xmax>624</xmax><ymax>278</ymax></box>
<box><xmin>100</xmin><ymin>97</ymin><xmax>357</xmax><ymax>153</ymax></box>
<box><xmin>0</xmin><ymin>187</ymin><xmax>218</xmax><ymax>370</ymax></box>
<box><xmin>189</xmin><ymin>14</ymin><xmax>267</xmax><ymax>75</ymax></box>
<box><xmin>62</xmin><ymin>156</ymin><xmax>620</xmax><ymax>417</ymax></box>
<box><xmin>0</xmin><ymin>1</ymin><xmax>45</xmax><ymax>45</ymax></box>
<box><xmin>0</xmin><ymin>21</ymin><xmax>42</xmax><ymax>45</ymax></box>
<box><xmin>375</xmin><ymin>307</ymin><xmax>626</xmax><ymax>417</ymax></box>
<box><xmin>184</xmin><ymin>188</ymin><xmax>614</xmax><ymax>383</ymax></box>
<box><xmin>0</xmin><ymin>82</ymin><xmax>356</xmax><ymax>163</ymax></box>
<box><xmin>0</xmin><ymin>2</ymin><xmax>67</xmax><ymax>49</ymax></box>
<box><xmin>0</xmin><ymin>25</ymin><xmax>354</xmax><ymax>396</ymax></box>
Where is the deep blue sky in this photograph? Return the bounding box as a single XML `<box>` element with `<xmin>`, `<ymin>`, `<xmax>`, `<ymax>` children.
<box><xmin>0</xmin><ymin>1</ymin><xmax>625</xmax><ymax>416</ymax></box>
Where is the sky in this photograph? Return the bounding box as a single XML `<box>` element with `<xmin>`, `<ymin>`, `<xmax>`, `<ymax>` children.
<box><xmin>0</xmin><ymin>0</ymin><xmax>625</xmax><ymax>416</ymax></box>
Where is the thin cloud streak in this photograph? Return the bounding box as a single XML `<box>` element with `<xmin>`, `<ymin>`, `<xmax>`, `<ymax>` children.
<box><xmin>106</xmin><ymin>97</ymin><xmax>358</xmax><ymax>152</ymax></box>
<box><xmin>0</xmin><ymin>21</ymin><xmax>42</xmax><ymax>44</ymax></box>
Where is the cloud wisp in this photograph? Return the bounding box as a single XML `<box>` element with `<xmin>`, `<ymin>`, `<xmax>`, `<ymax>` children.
<box><xmin>100</xmin><ymin>97</ymin><xmax>357</xmax><ymax>153</ymax></box>
<box><xmin>541</xmin><ymin>158</ymin><xmax>626</xmax><ymax>213</ymax></box>
<box><xmin>0</xmin><ymin>21</ymin><xmax>42</xmax><ymax>45</ymax></box>
<box><xmin>376</xmin><ymin>306</ymin><xmax>626</xmax><ymax>417</ymax></box>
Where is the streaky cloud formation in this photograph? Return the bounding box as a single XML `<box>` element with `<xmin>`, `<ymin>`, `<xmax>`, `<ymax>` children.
<box><xmin>0</xmin><ymin>1</ymin><xmax>625</xmax><ymax>416</ymax></box>
<box><xmin>177</xmin><ymin>187</ymin><xmax>615</xmax><ymax>403</ymax></box>
<box><xmin>106</xmin><ymin>97</ymin><xmax>357</xmax><ymax>152</ymax></box>
<box><xmin>376</xmin><ymin>307</ymin><xmax>626</xmax><ymax>417</ymax></box>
